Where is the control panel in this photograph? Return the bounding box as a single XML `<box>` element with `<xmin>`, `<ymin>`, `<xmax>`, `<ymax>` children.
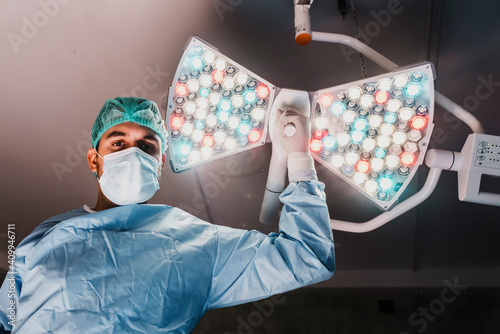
<box><xmin>476</xmin><ymin>139</ymin><xmax>500</xmax><ymax>169</ymax></box>
<box><xmin>458</xmin><ymin>133</ymin><xmax>500</xmax><ymax>207</ymax></box>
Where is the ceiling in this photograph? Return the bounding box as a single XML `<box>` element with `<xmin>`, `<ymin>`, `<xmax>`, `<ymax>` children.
<box><xmin>1</xmin><ymin>0</ymin><xmax>499</xmax><ymax>287</ymax></box>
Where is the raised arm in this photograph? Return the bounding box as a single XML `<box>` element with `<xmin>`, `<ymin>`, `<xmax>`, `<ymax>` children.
<box><xmin>207</xmin><ymin>108</ymin><xmax>335</xmax><ymax>309</ymax></box>
<box><xmin>207</xmin><ymin>180</ymin><xmax>335</xmax><ymax>309</ymax></box>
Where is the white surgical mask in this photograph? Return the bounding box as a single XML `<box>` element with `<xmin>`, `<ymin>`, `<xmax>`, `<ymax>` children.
<box><xmin>97</xmin><ymin>147</ymin><xmax>160</xmax><ymax>205</ymax></box>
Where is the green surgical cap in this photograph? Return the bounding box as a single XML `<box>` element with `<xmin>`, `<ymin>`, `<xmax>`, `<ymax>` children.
<box><xmin>91</xmin><ymin>97</ymin><xmax>168</xmax><ymax>152</ymax></box>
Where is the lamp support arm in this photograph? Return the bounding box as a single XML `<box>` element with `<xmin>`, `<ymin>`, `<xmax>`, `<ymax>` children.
<box><xmin>311</xmin><ymin>31</ymin><xmax>485</xmax><ymax>134</ymax></box>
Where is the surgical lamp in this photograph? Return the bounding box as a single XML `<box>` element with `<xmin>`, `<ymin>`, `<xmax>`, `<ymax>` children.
<box><xmin>165</xmin><ymin>12</ymin><xmax>500</xmax><ymax>232</ymax></box>
<box><xmin>166</xmin><ymin>38</ymin><xmax>276</xmax><ymax>172</ymax></box>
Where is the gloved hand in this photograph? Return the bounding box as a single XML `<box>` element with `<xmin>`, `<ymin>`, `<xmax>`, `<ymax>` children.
<box><xmin>274</xmin><ymin>108</ymin><xmax>310</xmax><ymax>153</ymax></box>
<box><xmin>272</xmin><ymin>108</ymin><xmax>317</xmax><ymax>183</ymax></box>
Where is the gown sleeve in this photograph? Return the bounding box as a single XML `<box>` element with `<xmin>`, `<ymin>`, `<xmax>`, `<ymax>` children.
<box><xmin>207</xmin><ymin>180</ymin><xmax>335</xmax><ymax>309</ymax></box>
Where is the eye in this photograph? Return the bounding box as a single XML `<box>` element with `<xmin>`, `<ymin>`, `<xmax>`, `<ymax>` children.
<box><xmin>112</xmin><ymin>141</ymin><xmax>123</xmax><ymax>147</ymax></box>
<box><xmin>142</xmin><ymin>143</ymin><xmax>154</xmax><ymax>150</ymax></box>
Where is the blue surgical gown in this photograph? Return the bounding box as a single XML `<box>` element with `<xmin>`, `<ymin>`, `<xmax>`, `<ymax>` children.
<box><xmin>0</xmin><ymin>180</ymin><xmax>335</xmax><ymax>333</ymax></box>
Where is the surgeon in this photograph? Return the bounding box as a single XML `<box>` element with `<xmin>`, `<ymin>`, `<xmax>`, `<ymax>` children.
<box><xmin>0</xmin><ymin>97</ymin><xmax>335</xmax><ymax>334</ymax></box>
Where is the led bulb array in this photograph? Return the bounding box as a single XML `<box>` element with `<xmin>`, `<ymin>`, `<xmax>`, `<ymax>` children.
<box><xmin>311</xmin><ymin>63</ymin><xmax>435</xmax><ymax>209</ymax></box>
<box><xmin>167</xmin><ymin>37</ymin><xmax>275</xmax><ymax>172</ymax></box>
<box><xmin>168</xmin><ymin>37</ymin><xmax>438</xmax><ymax>211</ymax></box>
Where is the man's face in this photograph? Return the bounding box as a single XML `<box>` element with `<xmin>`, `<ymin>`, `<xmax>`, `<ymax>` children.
<box><xmin>87</xmin><ymin>122</ymin><xmax>166</xmax><ymax>178</ymax></box>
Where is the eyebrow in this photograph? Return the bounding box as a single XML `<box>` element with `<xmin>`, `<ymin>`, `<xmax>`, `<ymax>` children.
<box><xmin>142</xmin><ymin>135</ymin><xmax>159</xmax><ymax>142</ymax></box>
<box><xmin>105</xmin><ymin>131</ymin><xmax>126</xmax><ymax>140</ymax></box>
<box><xmin>105</xmin><ymin>131</ymin><xmax>159</xmax><ymax>143</ymax></box>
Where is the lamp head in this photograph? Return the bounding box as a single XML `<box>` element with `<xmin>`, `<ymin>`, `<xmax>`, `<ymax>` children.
<box><xmin>166</xmin><ymin>36</ymin><xmax>276</xmax><ymax>172</ymax></box>
<box><xmin>310</xmin><ymin>63</ymin><xmax>436</xmax><ymax>210</ymax></box>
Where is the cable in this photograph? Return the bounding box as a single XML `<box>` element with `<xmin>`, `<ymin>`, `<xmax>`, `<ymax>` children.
<box><xmin>338</xmin><ymin>0</ymin><xmax>347</xmax><ymax>19</ymax></box>
<box><xmin>349</xmin><ymin>0</ymin><xmax>367</xmax><ymax>78</ymax></box>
